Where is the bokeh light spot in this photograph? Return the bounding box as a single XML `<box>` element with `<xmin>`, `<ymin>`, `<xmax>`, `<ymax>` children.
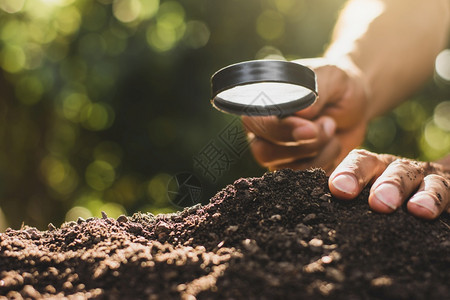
<box><xmin>23</xmin><ymin>1</ymin><xmax>56</xmax><ymax>20</ymax></box>
<box><xmin>272</xmin><ymin>0</ymin><xmax>307</xmax><ymax>21</ymax></box>
<box><xmin>85</xmin><ymin>160</ymin><xmax>116</xmax><ymax>191</ymax></box>
<box><xmin>26</xmin><ymin>21</ymin><xmax>57</xmax><ymax>45</ymax></box>
<box><xmin>255</xmin><ymin>45</ymin><xmax>284</xmax><ymax>60</ymax></box>
<box><xmin>184</xmin><ymin>20</ymin><xmax>210</xmax><ymax>49</ymax></box>
<box><xmin>140</xmin><ymin>0</ymin><xmax>159</xmax><ymax>20</ymax></box>
<box><xmin>256</xmin><ymin>10</ymin><xmax>285</xmax><ymax>40</ymax></box>
<box><xmin>148</xmin><ymin>207</ymin><xmax>174</xmax><ymax>215</ymax></box>
<box><xmin>1</xmin><ymin>45</ymin><xmax>26</xmax><ymax>73</ymax></box>
<box><xmin>40</xmin><ymin>156</ymin><xmax>79</xmax><ymax>195</ymax></box>
<box><xmin>24</xmin><ymin>43</ymin><xmax>44</xmax><ymax>70</ymax></box>
<box><xmin>93</xmin><ymin>141</ymin><xmax>123</xmax><ymax>168</ymax></box>
<box><xmin>0</xmin><ymin>0</ymin><xmax>25</xmax><ymax>13</ymax></box>
<box><xmin>43</xmin><ymin>158</ymin><xmax>65</xmax><ymax>186</ymax></box>
<box><xmin>80</xmin><ymin>102</ymin><xmax>115</xmax><ymax>131</ymax></box>
<box><xmin>147</xmin><ymin>24</ymin><xmax>177</xmax><ymax>52</ymax></box>
<box><xmin>1</xmin><ymin>20</ymin><xmax>25</xmax><ymax>42</ymax></box>
<box><xmin>274</xmin><ymin>0</ymin><xmax>296</xmax><ymax>14</ymax></box>
<box><xmin>65</xmin><ymin>206</ymin><xmax>92</xmax><ymax>222</ymax></box>
<box><xmin>394</xmin><ymin>100</ymin><xmax>427</xmax><ymax>131</ymax></box>
<box><xmin>435</xmin><ymin>49</ymin><xmax>450</xmax><ymax>83</ymax></box>
<box><xmin>148</xmin><ymin>173</ymin><xmax>171</xmax><ymax>206</ymax></box>
<box><xmin>113</xmin><ymin>0</ymin><xmax>142</xmax><ymax>23</ymax></box>
<box><xmin>62</xmin><ymin>93</ymin><xmax>90</xmax><ymax>122</ymax></box>
<box><xmin>54</xmin><ymin>6</ymin><xmax>81</xmax><ymax>36</ymax></box>
<box><xmin>157</xmin><ymin>1</ymin><xmax>185</xmax><ymax>28</ymax></box>
<box><xmin>15</xmin><ymin>76</ymin><xmax>44</xmax><ymax>105</ymax></box>
<box><xmin>74</xmin><ymin>195</ymin><xmax>103</xmax><ymax>214</ymax></box>
<box><xmin>40</xmin><ymin>0</ymin><xmax>76</xmax><ymax>6</ymax></box>
<box><xmin>98</xmin><ymin>202</ymin><xmax>126</xmax><ymax>219</ymax></box>
<box><xmin>423</xmin><ymin>120</ymin><xmax>450</xmax><ymax>151</ymax></box>
<box><xmin>367</xmin><ymin>116</ymin><xmax>397</xmax><ymax>149</ymax></box>
<box><xmin>105</xmin><ymin>175</ymin><xmax>138</xmax><ymax>205</ymax></box>
<box><xmin>434</xmin><ymin>101</ymin><xmax>450</xmax><ymax>131</ymax></box>
<box><xmin>146</xmin><ymin>1</ymin><xmax>185</xmax><ymax>52</ymax></box>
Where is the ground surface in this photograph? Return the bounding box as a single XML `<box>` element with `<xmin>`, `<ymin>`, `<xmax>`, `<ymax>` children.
<box><xmin>0</xmin><ymin>169</ymin><xmax>449</xmax><ymax>300</ymax></box>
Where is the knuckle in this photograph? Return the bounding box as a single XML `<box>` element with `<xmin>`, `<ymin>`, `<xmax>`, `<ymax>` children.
<box><xmin>334</xmin><ymin>66</ymin><xmax>348</xmax><ymax>81</ymax></box>
<box><xmin>349</xmin><ymin>148</ymin><xmax>370</xmax><ymax>156</ymax></box>
<box><xmin>423</xmin><ymin>174</ymin><xmax>450</xmax><ymax>207</ymax></box>
<box><xmin>425</xmin><ymin>174</ymin><xmax>450</xmax><ymax>188</ymax></box>
<box><xmin>348</xmin><ymin>149</ymin><xmax>377</xmax><ymax>161</ymax></box>
<box><xmin>425</xmin><ymin>173</ymin><xmax>446</xmax><ymax>182</ymax></box>
<box><xmin>389</xmin><ymin>158</ymin><xmax>424</xmax><ymax>179</ymax></box>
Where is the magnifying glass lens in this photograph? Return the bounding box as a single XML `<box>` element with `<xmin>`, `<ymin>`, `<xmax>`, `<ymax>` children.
<box><xmin>217</xmin><ymin>82</ymin><xmax>311</xmax><ymax>106</ymax></box>
<box><xmin>210</xmin><ymin>60</ymin><xmax>317</xmax><ymax>116</ymax></box>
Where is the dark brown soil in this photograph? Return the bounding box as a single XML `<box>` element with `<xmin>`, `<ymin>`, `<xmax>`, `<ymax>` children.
<box><xmin>1</xmin><ymin>169</ymin><xmax>449</xmax><ymax>300</ymax></box>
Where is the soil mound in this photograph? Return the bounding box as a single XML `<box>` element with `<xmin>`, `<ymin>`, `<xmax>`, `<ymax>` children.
<box><xmin>1</xmin><ymin>169</ymin><xmax>449</xmax><ymax>299</ymax></box>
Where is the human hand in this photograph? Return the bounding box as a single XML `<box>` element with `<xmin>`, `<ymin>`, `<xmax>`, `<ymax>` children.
<box><xmin>242</xmin><ymin>58</ymin><xmax>370</xmax><ymax>174</ymax></box>
<box><xmin>329</xmin><ymin>149</ymin><xmax>450</xmax><ymax>220</ymax></box>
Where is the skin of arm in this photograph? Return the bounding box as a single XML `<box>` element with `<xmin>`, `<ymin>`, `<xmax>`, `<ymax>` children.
<box><xmin>243</xmin><ymin>0</ymin><xmax>450</xmax><ymax>173</ymax></box>
<box><xmin>325</xmin><ymin>0</ymin><xmax>450</xmax><ymax>120</ymax></box>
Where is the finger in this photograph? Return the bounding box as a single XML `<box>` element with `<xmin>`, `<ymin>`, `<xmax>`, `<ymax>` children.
<box><xmin>249</xmin><ymin>117</ymin><xmax>336</xmax><ymax>167</ymax></box>
<box><xmin>242</xmin><ymin>115</ymin><xmax>320</xmax><ymax>146</ymax></box>
<box><xmin>270</xmin><ymin>136</ymin><xmax>341</xmax><ymax>174</ymax></box>
<box><xmin>294</xmin><ymin>65</ymin><xmax>348</xmax><ymax>119</ymax></box>
<box><xmin>407</xmin><ymin>174</ymin><xmax>450</xmax><ymax>220</ymax></box>
<box><xmin>293</xmin><ymin>116</ymin><xmax>335</xmax><ymax>142</ymax></box>
<box><xmin>329</xmin><ymin>150</ymin><xmax>395</xmax><ymax>199</ymax></box>
<box><xmin>368</xmin><ymin>159</ymin><xmax>425</xmax><ymax>214</ymax></box>
<box><xmin>249</xmin><ymin>134</ymin><xmax>329</xmax><ymax>167</ymax></box>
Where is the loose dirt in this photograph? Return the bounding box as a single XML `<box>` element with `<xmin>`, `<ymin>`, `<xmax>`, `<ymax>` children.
<box><xmin>1</xmin><ymin>169</ymin><xmax>449</xmax><ymax>299</ymax></box>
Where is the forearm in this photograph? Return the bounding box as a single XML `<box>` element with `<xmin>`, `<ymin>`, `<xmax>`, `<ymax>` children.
<box><xmin>325</xmin><ymin>0</ymin><xmax>450</xmax><ymax>120</ymax></box>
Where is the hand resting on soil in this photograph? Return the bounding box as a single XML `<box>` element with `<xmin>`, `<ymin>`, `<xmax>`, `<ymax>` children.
<box><xmin>329</xmin><ymin>149</ymin><xmax>450</xmax><ymax>220</ymax></box>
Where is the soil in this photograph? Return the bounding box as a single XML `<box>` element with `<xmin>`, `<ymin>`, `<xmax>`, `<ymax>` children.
<box><xmin>0</xmin><ymin>169</ymin><xmax>449</xmax><ymax>300</ymax></box>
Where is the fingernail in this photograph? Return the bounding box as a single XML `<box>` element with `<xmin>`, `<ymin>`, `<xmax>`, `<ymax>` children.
<box><xmin>409</xmin><ymin>193</ymin><xmax>439</xmax><ymax>216</ymax></box>
<box><xmin>332</xmin><ymin>174</ymin><xmax>358</xmax><ymax>195</ymax></box>
<box><xmin>372</xmin><ymin>184</ymin><xmax>401</xmax><ymax>210</ymax></box>
<box><xmin>322</xmin><ymin>118</ymin><xmax>336</xmax><ymax>137</ymax></box>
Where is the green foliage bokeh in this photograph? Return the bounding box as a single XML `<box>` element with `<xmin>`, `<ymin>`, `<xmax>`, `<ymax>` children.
<box><xmin>0</xmin><ymin>0</ymin><xmax>448</xmax><ymax>230</ymax></box>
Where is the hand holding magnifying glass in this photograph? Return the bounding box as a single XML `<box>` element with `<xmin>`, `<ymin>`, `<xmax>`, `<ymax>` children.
<box><xmin>209</xmin><ymin>60</ymin><xmax>338</xmax><ymax>171</ymax></box>
<box><xmin>209</xmin><ymin>59</ymin><xmax>368</xmax><ymax>173</ymax></box>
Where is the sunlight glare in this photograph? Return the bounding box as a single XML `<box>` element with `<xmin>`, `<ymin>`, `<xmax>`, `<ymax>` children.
<box><xmin>435</xmin><ymin>49</ymin><xmax>450</xmax><ymax>82</ymax></box>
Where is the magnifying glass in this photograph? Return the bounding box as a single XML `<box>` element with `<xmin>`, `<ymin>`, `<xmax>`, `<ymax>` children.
<box><xmin>210</xmin><ymin>60</ymin><xmax>318</xmax><ymax>117</ymax></box>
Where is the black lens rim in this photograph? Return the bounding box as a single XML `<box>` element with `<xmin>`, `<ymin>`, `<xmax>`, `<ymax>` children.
<box><xmin>210</xmin><ymin>60</ymin><xmax>317</xmax><ymax>116</ymax></box>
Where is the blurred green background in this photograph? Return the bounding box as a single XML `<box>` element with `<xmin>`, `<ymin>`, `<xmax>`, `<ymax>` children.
<box><xmin>0</xmin><ymin>0</ymin><xmax>449</xmax><ymax>230</ymax></box>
